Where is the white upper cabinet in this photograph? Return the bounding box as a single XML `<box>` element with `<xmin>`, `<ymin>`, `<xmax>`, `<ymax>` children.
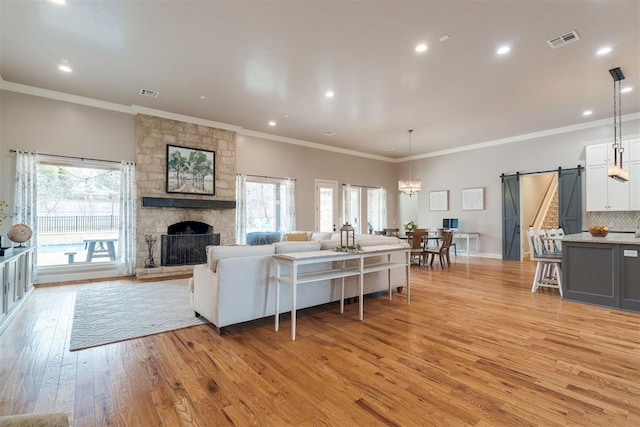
<box><xmin>630</xmin><ymin>161</ymin><xmax>640</xmax><ymax>211</ymax></box>
<box><xmin>631</xmin><ymin>139</ymin><xmax>640</xmax><ymax>162</ymax></box>
<box><xmin>586</xmin><ymin>144</ymin><xmax>611</xmax><ymax>165</ymax></box>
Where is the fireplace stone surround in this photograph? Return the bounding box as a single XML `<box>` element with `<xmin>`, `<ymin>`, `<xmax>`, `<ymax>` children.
<box><xmin>135</xmin><ymin>114</ymin><xmax>236</xmax><ymax>279</ymax></box>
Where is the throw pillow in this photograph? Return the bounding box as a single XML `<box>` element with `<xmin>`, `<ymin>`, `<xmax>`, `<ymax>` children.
<box><xmin>285</xmin><ymin>233</ymin><xmax>308</xmax><ymax>241</ymax></box>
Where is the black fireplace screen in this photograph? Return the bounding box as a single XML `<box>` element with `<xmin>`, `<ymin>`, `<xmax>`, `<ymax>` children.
<box><xmin>161</xmin><ymin>221</ymin><xmax>220</xmax><ymax>266</ymax></box>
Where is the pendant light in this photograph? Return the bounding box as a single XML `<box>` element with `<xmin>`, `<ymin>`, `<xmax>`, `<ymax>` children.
<box><xmin>398</xmin><ymin>129</ymin><xmax>422</xmax><ymax>196</ymax></box>
<box><xmin>607</xmin><ymin>67</ymin><xmax>629</xmax><ymax>182</ymax></box>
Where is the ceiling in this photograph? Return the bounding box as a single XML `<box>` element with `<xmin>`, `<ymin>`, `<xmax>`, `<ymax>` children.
<box><xmin>1</xmin><ymin>1</ymin><xmax>639</xmax><ymax>159</ymax></box>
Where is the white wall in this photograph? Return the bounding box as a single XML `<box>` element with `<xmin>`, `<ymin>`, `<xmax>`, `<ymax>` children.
<box><xmin>3</xmin><ymin>89</ymin><xmax>639</xmax><ymax>260</ymax></box>
<box><xmin>236</xmin><ymin>134</ymin><xmax>398</xmax><ymax>231</ymax></box>
<box><xmin>0</xmin><ymin>92</ymin><xmax>399</xmax><ymax>237</ymax></box>
<box><xmin>407</xmin><ymin>119</ymin><xmax>640</xmax><ymax>258</ymax></box>
<box><xmin>0</xmin><ymin>91</ymin><xmax>136</xmax><ymax>236</ymax></box>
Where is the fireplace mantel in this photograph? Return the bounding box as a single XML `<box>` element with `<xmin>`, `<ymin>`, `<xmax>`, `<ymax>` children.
<box><xmin>142</xmin><ymin>197</ymin><xmax>236</xmax><ymax>209</ymax></box>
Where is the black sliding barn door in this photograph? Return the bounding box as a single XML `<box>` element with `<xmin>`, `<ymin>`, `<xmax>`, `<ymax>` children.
<box><xmin>502</xmin><ymin>174</ymin><xmax>520</xmax><ymax>261</ymax></box>
<box><xmin>558</xmin><ymin>168</ymin><xmax>583</xmax><ymax>235</ymax></box>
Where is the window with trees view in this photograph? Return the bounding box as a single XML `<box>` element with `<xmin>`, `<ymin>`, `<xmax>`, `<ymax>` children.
<box><xmin>245</xmin><ymin>179</ymin><xmax>288</xmax><ymax>233</ymax></box>
<box><xmin>37</xmin><ymin>160</ymin><xmax>121</xmax><ymax>267</ymax></box>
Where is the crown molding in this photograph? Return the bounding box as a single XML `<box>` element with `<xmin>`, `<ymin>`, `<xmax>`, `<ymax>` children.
<box><xmin>396</xmin><ymin>112</ymin><xmax>640</xmax><ymax>162</ymax></box>
<box><xmin>0</xmin><ymin>80</ymin><xmax>135</xmax><ymax>114</ymax></box>
<box><xmin>3</xmin><ymin>79</ymin><xmax>638</xmax><ymax>163</ymax></box>
<box><xmin>237</xmin><ymin>129</ymin><xmax>395</xmax><ymax>162</ymax></box>
<box><xmin>131</xmin><ymin>106</ymin><xmax>242</xmax><ymax>132</ymax></box>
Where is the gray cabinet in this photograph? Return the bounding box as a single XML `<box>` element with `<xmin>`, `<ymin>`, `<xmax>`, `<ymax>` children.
<box><xmin>620</xmin><ymin>245</ymin><xmax>640</xmax><ymax>311</ymax></box>
<box><xmin>0</xmin><ymin>248</ymin><xmax>35</xmax><ymax>333</ymax></box>
<box><xmin>563</xmin><ymin>242</ymin><xmax>617</xmax><ymax>306</ymax></box>
<box><xmin>563</xmin><ymin>241</ymin><xmax>640</xmax><ymax>312</ymax></box>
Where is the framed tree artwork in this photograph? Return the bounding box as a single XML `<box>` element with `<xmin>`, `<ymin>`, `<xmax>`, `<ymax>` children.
<box><xmin>166</xmin><ymin>144</ymin><xmax>215</xmax><ymax>195</ymax></box>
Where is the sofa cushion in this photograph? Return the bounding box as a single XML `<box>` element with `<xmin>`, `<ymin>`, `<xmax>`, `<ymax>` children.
<box><xmin>285</xmin><ymin>232</ymin><xmax>308</xmax><ymax>241</ymax></box>
<box><xmin>274</xmin><ymin>241</ymin><xmax>321</xmax><ymax>254</ymax></box>
<box><xmin>207</xmin><ymin>245</ymin><xmax>275</xmax><ymax>271</ymax></box>
<box><xmin>310</xmin><ymin>232</ymin><xmax>333</xmax><ymax>241</ymax></box>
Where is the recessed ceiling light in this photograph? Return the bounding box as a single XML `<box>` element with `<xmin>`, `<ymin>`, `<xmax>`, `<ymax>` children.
<box><xmin>283</xmin><ymin>114</ymin><xmax>289</xmax><ymax>118</ymax></box>
<box><xmin>58</xmin><ymin>64</ymin><xmax>72</xmax><ymax>73</ymax></box>
<box><xmin>621</xmin><ymin>86</ymin><xmax>633</xmax><ymax>93</ymax></box>
<box><xmin>321</xmin><ymin>131</ymin><xmax>335</xmax><ymax>136</ymax></box>
<box><xmin>596</xmin><ymin>46</ymin><xmax>612</xmax><ymax>56</ymax></box>
<box><xmin>268</xmin><ymin>121</ymin><xmax>276</xmax><ymax>126</ymax></box>
<box><xmin>438</xmin><ymin>34</ymin><xmax>450</xmax><ymax>42</ymax></box>
<box><xmin>200</xmin><ymin>95</ymin><xmax>206</xmax><ymax>100</ymax></box>
<box><xmin>582</xmin><ymin>110</ymin><xmax>593</xmax><ymax>116</ymax></box>
<box><xmin>415</xmin><ymin>43</ymin><xmax>428</xmax><ymax>53</ymax></box>
<box><xmin>51</xmin><ymin>0</ymin><xmax>66</xmax><ymax>5</ymax></box>
<box><xmin>385</xmin><ymin>147</ymin><xmax>395</xmax><ymax>151</ymax></box>
<box><xmin>496</xmin><ymin>46</ymin><xmax>511</xmax><ymax>55</ymax></box>
<box><xmin>325</xmin><ymin>91</ymin><xmax>334</xmax><ymax>98</ymax></box>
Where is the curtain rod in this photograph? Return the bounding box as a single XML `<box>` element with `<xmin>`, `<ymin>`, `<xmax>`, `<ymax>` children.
<box><xmin>9</xmin><ymin>149</ymin><xmax>124</xmax><ymax>165</ymax></box>
<box><xmin>343</xmin><ymin>183</ymin><xmax>385</xmax><ymax>189</ymax></box>
<box><xmin>499</xmin><ymin>165</ymin><xmax>583</xmax><ymax>180</ymax></box>
<box><xmin>240</xmin><ymin>173</ymin><xmax>296</xmax><ymax>181</ymax></box>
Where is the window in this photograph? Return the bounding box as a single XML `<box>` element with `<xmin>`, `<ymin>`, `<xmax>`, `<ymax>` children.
<box><xmin>246</xmin><ymin>179</ymin><xmax>288</xmax><ymax>233</ymax></box>
<box><xmin>367</xmin><ymin>187</ymin><xmax>387</xmax><ymax>232</ymax></box>
<box><xmin>343</xmin><ymin>185</ymin><xmax>387</xmax><ymax>234</ymax></box>
<box><xmin>236</xmin><ymin>174</ymin><xmax>296</xmax><ymax>244</ymax></box>
<box><xmin>36</xmin><ymin>160</ymin><xmax>121</xmax><ymax>267</ymax></box>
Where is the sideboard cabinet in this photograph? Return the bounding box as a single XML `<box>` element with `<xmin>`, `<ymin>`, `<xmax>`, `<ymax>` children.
<box><xmin>0</xmin><ymin>248</ymin><xmax>35</xmax><ymax>333</ymax></box>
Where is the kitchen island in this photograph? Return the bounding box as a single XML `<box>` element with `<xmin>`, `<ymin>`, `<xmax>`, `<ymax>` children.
<box><xmin>562</xmin><ymin>232</ymin><xmax>640</xmax><ymax>312</ymax></box>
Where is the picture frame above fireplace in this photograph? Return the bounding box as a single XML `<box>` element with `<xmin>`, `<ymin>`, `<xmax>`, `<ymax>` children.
<box><xmin>166</xmin><ymin>144</ymin><xmax>215</xmax><ymax>195</ymax></box>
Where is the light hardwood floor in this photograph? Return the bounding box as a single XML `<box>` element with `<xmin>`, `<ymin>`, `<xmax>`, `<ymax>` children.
<box><xmin>1</xmin><ymin>258</ymin><xmax>639</xmax><ymax>426</ymax></box>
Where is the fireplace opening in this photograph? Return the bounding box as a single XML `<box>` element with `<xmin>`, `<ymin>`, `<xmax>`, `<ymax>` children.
<box><xmin>161</xmin><ymin>221</ymin><xmax>220</xmax><ymax>266</ymax></box>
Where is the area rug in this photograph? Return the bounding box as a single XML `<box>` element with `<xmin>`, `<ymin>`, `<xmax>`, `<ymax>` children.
<box><xmin>69</xmin><ymin>278</ymin><xmax>208</xmax><ymax>351</ymax></box>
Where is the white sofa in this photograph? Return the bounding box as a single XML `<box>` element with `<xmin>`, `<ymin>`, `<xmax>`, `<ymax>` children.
<box><xmin>192</xmin><ymin>234</ymin><xmax>406</xmax><ymax>332</ymax></box>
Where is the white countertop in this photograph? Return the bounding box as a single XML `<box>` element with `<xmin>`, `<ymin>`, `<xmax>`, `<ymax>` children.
<box><xmin>563</xmin><ymin>232</ymin><xmax>640</xmax><ymax>245</ymax></box>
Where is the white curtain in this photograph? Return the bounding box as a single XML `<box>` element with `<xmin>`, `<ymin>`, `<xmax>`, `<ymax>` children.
<box><xmin>342</xmin><ymin>183</ymin><xmax>351</xmax><ymax>227</ymax></box>
<box><xmin>117</xmin><ymin>161</ymin><xmax>137</xmax><ymax>275</ymax></box>
<box><xmin>235</xmin><ymin>173</ymin><xmax>247</xmax><ymax>245</ymax></box>
<box><xmin>380</xmin><ymin>188</ymin><xmax>388</xmax><ymax>229</ymax></box>
<box><xmin>14</xmin><ymin>151</ymin><xmax>39</xmax><ymax>280</ymax></box>
<box><xmin>284</xmin><ymin>178</ymin><xmax>296</xmax><ymax>232</ymax></box>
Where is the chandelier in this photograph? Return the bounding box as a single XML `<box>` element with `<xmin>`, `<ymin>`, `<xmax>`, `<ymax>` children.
<box><xmin>398</xmin><ymin>129</ymin><xmax>422</xmax><ymax>196</ymax></box>
<box><xmin>607</xmin><ymin>67</ymin><xmax>629</xmax><ymax>182</ymax></box>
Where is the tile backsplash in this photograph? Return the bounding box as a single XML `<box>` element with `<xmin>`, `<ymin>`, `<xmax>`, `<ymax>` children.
<box><xmin>588</xmin><ymin>211</ymin><xmax>640</xmax><ymax>231</ymax></box>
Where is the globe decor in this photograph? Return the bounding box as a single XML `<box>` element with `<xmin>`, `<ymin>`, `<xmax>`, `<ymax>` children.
<box><xmin>7</xmin><ymin>223</ymin><xmax>33</xmax><ymax>248</ymax></box>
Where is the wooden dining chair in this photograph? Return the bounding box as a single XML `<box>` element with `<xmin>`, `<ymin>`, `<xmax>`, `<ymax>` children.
<box><xmin>424</xmin><ymin>230</ymin><xmax>453</xmax><ymax>268</ymax></box>
<box><xmin>406</xmin><ymin>230</ymin><xmax>427</xmax><ymax>266</ymax></box>
<box><xmin>383</xmin><ymin>228</ymin><xmax>400</xmax><ymax>237</ymax></box>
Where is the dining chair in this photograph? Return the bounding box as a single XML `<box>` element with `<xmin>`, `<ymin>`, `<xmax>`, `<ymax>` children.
<box><xmin>406</xmin><ymin>230</ymin><xmax>427</xmax><ymax>266</ymax></box>
<box><xmin>424</xmin><ymin>230</ymin><xmax>453</xmax><ymax>268</ymax></box>
<box><xmin>383</xmin><ymin>228</ymin><xmax>400</xmax><ymax>237</ymax></box>
<box><xmin>526</xmin><ymin>230</ymin><xmax>562</xmax><ymax>296</ymax></box>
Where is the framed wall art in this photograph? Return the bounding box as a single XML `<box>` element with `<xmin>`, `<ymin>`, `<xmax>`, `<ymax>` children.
<box><xmin>429</xmin><ymin>190</ymin><xmax>448</xmax><ymax>211</ymax></box>
<box><xmin>166</xmin><ymin>144</ymin><xmax>215</xmax><ymax>195</ymax></box>
<box><xmin>462</xmin><ymin>187</ymin><xmax>484</xmax><ymax>210</ymax></box>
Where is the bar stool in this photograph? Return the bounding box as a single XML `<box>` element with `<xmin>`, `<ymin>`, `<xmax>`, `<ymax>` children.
<box><xmin>527</xmin><ymin>230</ymin><xmax>562</xmax><ymax>296</ymax></box>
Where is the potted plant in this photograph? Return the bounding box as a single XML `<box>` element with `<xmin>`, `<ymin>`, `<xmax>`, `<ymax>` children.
<box><xmin>404</xmin><ymin>220</ymin><xmax>417</xmax><ymax>231</ymax></box>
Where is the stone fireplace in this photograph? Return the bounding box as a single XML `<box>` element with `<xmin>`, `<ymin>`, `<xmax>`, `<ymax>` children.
<box><xmin>135</xmin><ymin>114</ymin><xmax>236</xmax><ymax>279</ymax></box>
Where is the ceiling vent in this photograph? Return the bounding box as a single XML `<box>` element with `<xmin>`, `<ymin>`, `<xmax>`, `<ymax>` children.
<box><xmin>547</xmin><ymin>30</ymin><xmax>580</xmax><ymax>49</ymax></box>
<box><xmin>139</xmin><ymin>88</ymin><xmax>159</xmax><ymax>98</ymax></box>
